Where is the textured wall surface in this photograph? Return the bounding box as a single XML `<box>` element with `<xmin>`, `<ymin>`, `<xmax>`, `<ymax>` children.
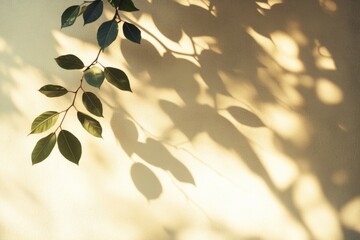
<box><xmin>1</xmin><ymin>0</ymin><xmax>359</xmax><ymax>239</ymax></box>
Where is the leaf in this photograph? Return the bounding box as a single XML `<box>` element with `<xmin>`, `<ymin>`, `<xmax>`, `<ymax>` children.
<box><xmin>123</xmin><ymin>22</ymin><xmax>141</xmax><ymax>44</ymax></box>
<box><xmin>131</xmin><ymin>162</ymin><xmax>162</xmax><ymax>200</ymax></box>
<box><xmin>108</xmin><ymin>0</ymin><xmax>139</xmax><ymax>12</ymax></box>
<box><xmin>97</xmin><ymin>20</ymin><xmax>118</xmax><ymax>50</ymax></box>
<box><xmin>30</xmin><ymin>111</ymin><xmax>59</xmax><ymax>134</ymax></box>
<box><xmin>39</xmin><ymin>85</ymin><xmax>68</xmax><ymax>97</ymax></box>
<box><xmin>84</xmin><ymin>66</ymin><xmax>105</xmax><ymax>88</ymax></box>
<box><xmin>227</xmin><ymin>106</ymin><xmax>265</xmax><ymax>128</ymax></box>
<box><xmin>82</xmin><ymin>92</ymin><xmax>103</xmax><ymax>117</ymax></box>
<box><xmin>61</xmin><ymin>5</ymin><xmax>80</xmax><ymax>28</ymax></box>
<box><xmin>83</xmin><ymin>0</ymin><xmax>103</xmax><ymax>25</ymax></box>
<box><xmin>55</xmin><ymin>54</ymin><xmax>84</xmax><ymax>70</ymax></box>
<box><xmin>32</xmin><ymin>133</ymin><xmax>56</xmax><ymax>165</ymax></box>
<box><xmin>77</xmin><ymin>112</ymin><xmax>102</xmax><ymax>138</ymax></box>
<box><xmin>119</xmin><ymin>0</ymin><xmax>139</xmax><ymax>12</ymax></box>
<box><xmin>57</xmin><ymin>130</ymin><xmax>82</xmax><ymax>164</ymax></box>
<box><xmin>104</xmin><ymin>67</ymin><xmax>132</xmax><ymax>92</ymax></box>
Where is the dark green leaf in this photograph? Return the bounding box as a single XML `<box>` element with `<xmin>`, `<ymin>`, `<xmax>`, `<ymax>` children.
<box><xmin>131</xmin><ymin>162</ymin><xmax>162</xmax><ymax>200</ymax></box>
<box><xmin>61</xmin><ymin>5</ymin><xmax>80</xmax><ymax>28</ymax></box>
<box><xmin>77</xmin><ymin>112</ymin><xmax>102</xmax><ymax>138</ymax></box>
<box><xmin>82</xmin><ymin>92</ymin><xmax>103</xmax><ymax>117</ymax></box>
<box><xmin>119</xmin><ymin>0</ymin><xmax>139</xmax><ymax>12</ymax></box>
<box><xmin>108</xmin><ymin>0</ymin><xmax>139</xmax><ymax>12</ymax></box>
<box><xmin>83</xmin><ymin>0</ymin><xmax>103</xmax><ymax>25</ymax></box>
<box><xmin>84</xmin><ymin>66</ymin><xmax>105</xmax><ymax>88</ymax></box>
<box><xmin>97</xmin><ymin>20</ymin><xmax>118</xmax><ymax>50</ymax></box>
<box><xmin>55</xmin><ymin>54</ymin><xmax>84</xmax><ymax>70</ymax></box>
<box><xmin>32</xmin><ymin>133</ymin><xmax>56</xmax><ymax>165</ymax></box>
<box><xmin>39</xmin><ymin>85</ymin><xmax>68</xmax><ymax>97</ymax></box>
<box><xmin>30</xmin><ymin>111</ymin><xmax>59</xmax><ymax>134</ymax></box>
<box><xmin>123</xmin><ymin>22</ymin><xmax>141</xmax><ymax>44</ymax></box>
<box><xmin>104</xmin><ymin>67</ymin><xmax>132</xmax><ymax>92</ymax></box>
<box><xmin>57</xmin><ymin>130</ymin><xmax>82</xmax><ymax>164</ymax></box>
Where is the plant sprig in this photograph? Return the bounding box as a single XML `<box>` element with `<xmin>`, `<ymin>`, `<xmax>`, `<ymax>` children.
<box><xmin>30</xmin><ymin>0</ymin><xmax>141</xmax><ymax>165</ymax></box>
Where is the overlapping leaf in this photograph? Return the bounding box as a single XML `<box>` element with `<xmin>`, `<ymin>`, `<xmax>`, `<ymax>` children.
<box><xmin>32</xmin><ymin>133</ymin><xmax>56</xmax><ymax>165</ymax></box>
<box><xmin>61</xmin><ymin>5</ymin><xmax>80</xmax><ymax>28</ymax></box>
<box><xmin>84</xmin><ymin>66</ymin><xmax>105</xmax><ymax>88</ymax></box>
<box><xmin>83</xmin><ymin>0</ymin><xmax>103</xmax><ymax>25</ymax></box>
<box><xmin>123</xmin><ymin>22</ymin><xmax>141</xmax><ymax>44</ymax></box>
<box><xmin>97</xmin><ymin>20</ymin><xmax>118</xmax><ymax>50</ymax></box>
<box><xmin>77</xmin><ymin>112</ymin><xmax>102</xmax><ymax>137</ymax></box>
<box><xmin>30</xmin><ymin>111</ymin><xmax>59</xmax><ymax>134</ymax></box>
<box><xmin>108</xmin><ymin>0</ymin><xmax>139</xmax><ymax>12</ymax></box>
<box><xmin>55</xmin><ymin>54</ymin><xmax>84</xmax><ymax>70</ymax></box>
<box><xmin>39</xmin><ymin>85</ymin><xmax>68</xmax><ymax>97</ymax></box>
<box><xmin>104</xmin><ymin>67</ymin><xmax>132</xmax><ymax>92</ymax></box>
<box><xmin>58</xmin><ymin>130</ymin><xmax>82</xmax><ymax>164</ymax></box>
<box><xmin>82</xmin><ymin>92</ymin><xmax>103</xmax><ymax>117</ymax></box>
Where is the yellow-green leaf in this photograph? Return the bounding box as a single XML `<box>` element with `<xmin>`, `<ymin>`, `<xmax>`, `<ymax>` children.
<box><xmin>82</xmin><ymin>92</ymin><xmax>103</xmax><ymax>117</ymax></box>
<box><xmin>55</xmin><ymin>54</ymin><xmax>84</xmax><ymax>70</ymax></box>
<box><xmin>77</xmin><ymin>112</ymin><xmax>102</xmax><ymax>137</ymax></box>
<box><xmin>32</xmin><ymin>133</ymin><xmax>56</xmax><ymax>165</ymax></box>
<box><xmin>39</xmin><ymin>85</ymin><xmax>68</xmax><ymax>97</ymax></box>
<box><xmin>30</xmin><ymin>111</ymin><xmax>59</xmax><ymax>134</ymax></box>
<box><xmin>104</xmin><ymin>67</ymin><xmax>132</xmax><ymax>92</ymax></box>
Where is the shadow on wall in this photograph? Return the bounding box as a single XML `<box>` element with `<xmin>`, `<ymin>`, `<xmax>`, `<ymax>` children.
<box><xmin>107</xmin><ymin>0</ymin><xmax>360</xmax><ymax>239</ymax></box>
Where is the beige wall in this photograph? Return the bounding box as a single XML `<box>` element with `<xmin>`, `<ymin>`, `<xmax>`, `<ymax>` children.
<box><xmin>1</xmin><ymin>0</ymin><xmax>359</xmax><ymax>239</ymax></box>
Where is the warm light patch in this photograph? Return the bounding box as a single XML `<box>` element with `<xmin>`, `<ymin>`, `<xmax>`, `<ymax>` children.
<box><xmin>314</xmin><ymin>40</ymin><xmax>336</xmax><ymax>70</ymax></box>
<box><xmin>192</xmin><ymin>36</ymin><xmax>221</xmax><ymax>55</ymax></box>
<box><xmin>293</xmin><ymin>174</ymin><xmax>343</xmax><ymax>240</ymax></box>
<box><xmin>340</xmin><ymin>197</ymin><xmax>360</xmax><ymax>233</ymax></box>
<box><xmin>287</xmin><ymin>21</ymin><xmax>308</xmax><ymax>46</ymax></box>
<box><xmin>0</xmin><ymin>38</ymin><xmax>8</xmax><ymax>52</ymax></box>
<box><xmin>264</xmin><ymin>105</ymin><xmax>309</xmax><ymax>148</ymax></box>
<box><xmin>319</xmin><ymin>0</ymin><xmax>337</xmax><ymax>13</ymax></box>
<box><xmin>316</xmin><ymin>78</ymin><xmax>343</xmax><ymax>105</ymax></box>
<box><xmin>247</xmin><ymin>28</ymin><xmax>304</xmax><ymax>72</ymax></box>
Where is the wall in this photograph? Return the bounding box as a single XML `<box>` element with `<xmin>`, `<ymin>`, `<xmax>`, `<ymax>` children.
<box><xmin>0</xmin><ymin>0</ymin><xmax>359</xmax><ymax>239</ymax></box>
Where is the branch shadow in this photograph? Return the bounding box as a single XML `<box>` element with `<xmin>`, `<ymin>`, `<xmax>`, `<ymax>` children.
<box><xmin>109</xmin><ymin>0</ymin><xmax>360</xmax><ymax>238</ymax></box>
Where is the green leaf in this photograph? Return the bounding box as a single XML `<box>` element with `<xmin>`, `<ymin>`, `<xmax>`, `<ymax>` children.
<box><xmin>108</xmin><ymin>0</ymin><xmax>139</xmax><ymax>12</ymax></box>
<box><xmin>39</xmin><ymin>85</ymin><xmax>68</xmax><ymax>97</ymax></box>
<box><xmin>77</xmin><ymin>112</ymin><xmax>102</xmax><ymax>138</ymax></box>
<box><xmin>57</xmin><ymin>130</ymin><xmax>82</xmax><ymax>164</ymax></box>
<box><xmin>104</xmin><ymin>67</ymin><xmax>132</xmax><ymax>92</ymax></box>
<box><xmin>82</xmin><ymin>92</ymin><xmax>103</xmax><ymax>117</ymax></box>
<box><xmin>55</xmin><ymin>54</ymin><xmax>84</xmax><ymax>70</ymax></box>
<box><xmin>123</xmin><ymin>22</ymin><xmax>141</xmax><ymax>44</ymax></box>
<box><xmin>83</xmin><ymin>0</ymin><xmax>103</xmax><ymax>25</ymax></box>
<box><xmin>30</xmin><ymin>111</ymin><xmax>59</xmax><ymax>134</ymax></box>
<box><xmin>32</xmin><ymin>133</ymin><xmax>56</xmax><ymax>165</ymax></box>
<box><xmin>97</xmin><ymin>20</ymin><xmax>118</xmax><ymax>50</ymax></box>
<box><xmin>61</xmin><ymin>5</ymin><xmax>80</xmax><ymax>28</ymax></box>
<box><xmin>84</xmin><ymin>66</ymin><xmax>105</xmax><ymax>88</ymax></box>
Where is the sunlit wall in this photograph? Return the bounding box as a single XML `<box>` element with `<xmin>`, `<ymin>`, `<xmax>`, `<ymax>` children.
<box><xmin>0</xmin><ymin>0</ymin><xmax>359</xmax><ymax>239</ymax></box>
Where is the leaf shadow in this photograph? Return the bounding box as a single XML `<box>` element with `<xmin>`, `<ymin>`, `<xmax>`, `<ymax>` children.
<box><xmin>130</xmin><ymin>162</ymin><xmax>162</xmax><ymax>200</ymax></box>
<box><xmin>227</xmin><ymin>106</ymin><xmax>265</xmax><ymax>128</ymax></box>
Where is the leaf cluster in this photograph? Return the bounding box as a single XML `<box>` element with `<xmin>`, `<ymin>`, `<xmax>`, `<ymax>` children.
<box><xmin>30</xmin><ymin>0</ymin><xmax>142</xmax><ymax>165</ymax></box>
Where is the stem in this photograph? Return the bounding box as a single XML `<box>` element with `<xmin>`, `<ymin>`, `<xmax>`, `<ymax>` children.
<box><xmin>54</xmin><ymin>6</ymin><xmax>120</xmax><ymax>132</ymax></box>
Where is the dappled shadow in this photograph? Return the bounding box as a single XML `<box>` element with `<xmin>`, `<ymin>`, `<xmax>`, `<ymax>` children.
<box><xmin>107</xmin><ymin>0</ymin><xmax>360</xmax><ymax>238</ymax></box>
